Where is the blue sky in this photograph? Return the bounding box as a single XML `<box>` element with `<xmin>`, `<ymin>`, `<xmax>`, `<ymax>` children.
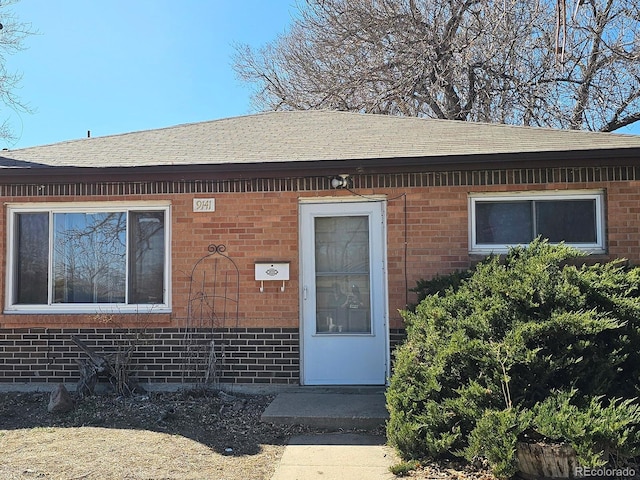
<box><xmin>3</xmin><ymin>0</ymin><xmax>639</xmax><ymax>150</ymax></box>
<box><xmin>4</xmin><ymin>0</ymin><xmax>296</xmax><ymax>149</ymax></box>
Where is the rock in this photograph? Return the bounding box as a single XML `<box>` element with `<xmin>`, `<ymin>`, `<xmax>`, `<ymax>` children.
<box><xmin>157</xmin><ymin>407</ymin><xmax>176</xmax><ymax>423</ymax></box>
<box><xmin>48</xmin><ymin>383</ymin><xmax>75</xmax><ymax>413</ymax></box>
<box><xmin>232</xmin><ymin>399</ymin><xmax>247</xmax><ymax>411</ymax></box>
<box><xmin>218</xmin><ymin>391</ymin><xmax>238</xmax><ymax>404</ymax></box>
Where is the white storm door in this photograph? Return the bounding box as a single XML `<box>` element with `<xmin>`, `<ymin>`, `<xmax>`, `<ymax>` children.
<box><xmin>300</xmin><ymin>200</ymin><xmax>388</xmax><ymax>385</ymax></box>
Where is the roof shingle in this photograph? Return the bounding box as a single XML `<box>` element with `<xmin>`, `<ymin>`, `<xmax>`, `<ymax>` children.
<box><xmin>2</xmin><ymin>110</ymin><xmax>640</xmax><ymax>169</ymax></box>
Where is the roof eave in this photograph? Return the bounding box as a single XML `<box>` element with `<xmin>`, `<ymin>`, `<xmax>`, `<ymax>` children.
<box><xmin>0</xmin><ymin>147</ymin><xmax>638</xmax><ymax>184</ymax></box>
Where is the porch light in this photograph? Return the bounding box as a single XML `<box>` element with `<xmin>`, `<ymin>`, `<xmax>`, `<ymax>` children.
<box><xmin>330</xmin><ymin>174</ymin><xmax>351</xmax><ymax>189</ymax></box>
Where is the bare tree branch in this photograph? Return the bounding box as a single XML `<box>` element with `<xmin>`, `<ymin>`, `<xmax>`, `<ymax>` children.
<box><xmin>0</xmin><ymin>0</ymin><xmax>35</xmax><ymax>143</ymax></box>
<box><xmin>233</xmin><ymin>0</ymin><xmax>640</xmax><ymax>132</ymax></box>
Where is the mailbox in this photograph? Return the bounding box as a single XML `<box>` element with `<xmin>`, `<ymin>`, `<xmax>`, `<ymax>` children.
<box><xmin>255</xmin><ymin>262</ymin><xmax>290</xmax><ymax>292</ymax></box>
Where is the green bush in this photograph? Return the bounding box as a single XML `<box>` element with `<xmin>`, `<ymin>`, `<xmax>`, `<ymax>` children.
<box><xmin>465</xmin><ymin>390</ymin><xmax>640</xmax><ymax>478</ymax></box>
<box><xmin>388</xmin><ymin>459</ymin><xmax>420</xmax><ymax>476</ymax></box>
<box><xmin>465</xmin><ymin>408</ymin><xmax>519</xmax><ymax>479</ymax></box>
<box><xmin>410</xmin><ymin>269</ymin><xmax>473</xmax><ymax>309</ymax></box>
<box><xmin>525</xmin><ymin>391</ymin><xmax>640</xmax><ymax>466</ymax></box>
<box><xmin>386</xmin><ymin>239</ymin><xmax>640</xmax><ymax>475</ymax></box>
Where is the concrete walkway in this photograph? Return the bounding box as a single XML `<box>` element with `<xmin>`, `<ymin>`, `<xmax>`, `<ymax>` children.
<box><xmin>262</xmin><ymin>390</ymin><xmax>398</xmax><ymax>479</ymax></box>
<box><xmin>270</xmin><ymin>433</ymin><xmax>400</xmax><ymax>480</ymax></box>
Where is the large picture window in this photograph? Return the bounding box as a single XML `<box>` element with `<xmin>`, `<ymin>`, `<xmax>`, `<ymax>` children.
<box><xmin>7</xmin><ymin>202</ymin><xmax>170</xmax><ymax>313</ymax></box>
<box><xmin>469</xmin><ymin>191</ymin><xmax>605</xmax><ymax>254</ymax></box>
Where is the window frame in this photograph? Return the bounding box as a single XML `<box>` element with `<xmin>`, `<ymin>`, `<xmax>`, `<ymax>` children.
<box><xmin>468</xmin><ymin>190</ymin><xmax>605</xmax><ymax>255</ymax></box>
<box><xmin>5</xmin><ymin>201</ymin><xmax>171</xmax><ymax>314</ymax></box>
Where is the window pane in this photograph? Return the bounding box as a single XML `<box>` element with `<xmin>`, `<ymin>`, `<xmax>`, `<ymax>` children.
<box><xmin>536</xmin><ymin>200</ymin><xmax>597</xmax><ymax>243</ymax></box>
<box><xmin>315</xmin><ymin>275</ymin><xmax>371</xmax><ymax>334</ymax></box>
<box><xmin>53</xmin><ymin>212</ymin><xmax>126</xmax><ymax>303</ymax></box>
<box><xmin>314</xmin><ymin>216</ymin><xmax>369</xmax><ymax>274</ymax></box>
<box><xmin>15</xmin><ymin>213</ymin><xmax>49</xmax><ymax>304</ymax></box>
<box><xmin>475</xmin><ymin>201</ymin><xmax>533</xmax><ymax>244</ymax></box>
<box><xmin>314</xmin><ymin>216</ymin><xmax>371</xmax><ymax>334</ymax></box>
<box><xmin>129</xmin><ymin>211</ymin><xmax>165</xmax><ymax>304</ymax></box>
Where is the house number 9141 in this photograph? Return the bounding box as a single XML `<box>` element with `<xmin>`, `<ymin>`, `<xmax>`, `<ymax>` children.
<box><xmin>193</xmin><ymin>198</ymin><xmax>216</xmax><ymax>212</ymax></box>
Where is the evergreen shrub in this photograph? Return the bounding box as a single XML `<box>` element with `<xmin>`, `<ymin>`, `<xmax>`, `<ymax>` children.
<box><xmin>386</xmin><ymin>239</ymin><xmax>640</xmax><ymax>477</ymax></box>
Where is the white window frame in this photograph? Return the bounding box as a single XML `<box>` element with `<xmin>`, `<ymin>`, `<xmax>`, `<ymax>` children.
<box><xmin>468</xmin><ymin>190</ymin><xmax>605</xmax><ymax>255</ymax></box>
<box><xmin>5</xmin><ymin>201</ymin><xmax>172</xmax><ymax>314</ymax></box>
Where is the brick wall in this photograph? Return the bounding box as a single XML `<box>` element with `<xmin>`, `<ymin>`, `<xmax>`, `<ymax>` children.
<box><xmin>1</xmin><ymin>166</ymin><xmax>639</xmax><ymax>387</ymax></box>
<box><xmin>0</xmin><ymin>327</ymin><xmax>299</xmax><ymax>388</ymax></box>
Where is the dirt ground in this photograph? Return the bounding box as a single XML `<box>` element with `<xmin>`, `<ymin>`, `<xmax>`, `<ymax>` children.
<box><xmin>0</xmin><ymin>387</ymin><xmax>496</xmax><ymax>480</ymax></box>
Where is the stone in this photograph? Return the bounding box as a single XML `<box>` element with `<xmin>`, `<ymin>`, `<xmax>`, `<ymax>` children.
<box><xmin>48</xmin><ymin>383</ymin><xmax>75</xmax><ymax>413</ymax></box>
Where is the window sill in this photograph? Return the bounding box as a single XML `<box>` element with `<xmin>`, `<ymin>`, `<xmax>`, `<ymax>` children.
<box><xmin>4</xmin><ymin>305</ymin><xmax>171</xmax><ymax>315</ymax></box>
<box><xmin>469</xmin><ymin>246</ymin><xmax>606</xmax><ymax>256</ymax></box>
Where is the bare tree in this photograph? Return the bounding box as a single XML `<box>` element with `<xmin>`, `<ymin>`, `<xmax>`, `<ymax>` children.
<box><xmin>233</xmin><ymin>0</ymin><xmax>640</xmax><ymax>132</ymax></box>
<box><xmin>0</xmin><ymin>0</ymin><xmax>33</xmax><ymax>141</ymax></box>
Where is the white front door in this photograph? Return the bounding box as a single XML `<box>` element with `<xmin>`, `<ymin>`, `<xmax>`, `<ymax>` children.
<box><xmin>299</xmin><ymin>199</ymin><xmax>389</xmax><ymax>385</ymax></box>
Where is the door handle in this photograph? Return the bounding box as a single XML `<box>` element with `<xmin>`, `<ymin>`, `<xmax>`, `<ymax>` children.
<box><xmin>303</xmin><ymin>286</ymin><xmax>308</xmax><ymax>300</ymax></box>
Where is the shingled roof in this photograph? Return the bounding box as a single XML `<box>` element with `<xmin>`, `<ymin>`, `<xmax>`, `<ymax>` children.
<box><xmin>2</xmin><ymin>110</ymin><xmax>640</xmax><ymax>170</ymax></box>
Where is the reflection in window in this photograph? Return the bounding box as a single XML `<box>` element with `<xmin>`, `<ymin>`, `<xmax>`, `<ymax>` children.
<box><xmin>314</xmin><ymin>216</ymin><xmax>371</xmax><ymax>334</ymax></box>
<box><xmin>15</xmin><ymin>213</ymin><xmax>49</xmax><ymax>304</ymax></box>
<box><xmin>536</xmin><ymin>200</ymin><xmax>596</xmax><ymax>243</ymax></box>
<box><xmin>12</xmin><ymin>207</ymin><xmax>167</xmax><ymax>308</ymax></box>
<box><xmin>53</xmin><ymin>212</ymin><xmax>126</xmax><ymax>303</ymax></box>
<box><xmin>471</xmin><ymin>193</ymin><xmax>603</xmax><ymax>253</ymax></box>
<box><xmin>129</xmin><ymin>211</ymin><xmax>165</xmax><ymax>304</ymax></box>
<box><xmin>476</xmin><ymin>201</ymin><xmax>532</xmax><ymax>244</ymax></box>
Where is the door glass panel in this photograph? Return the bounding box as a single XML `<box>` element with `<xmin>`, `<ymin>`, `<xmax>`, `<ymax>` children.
<box><xmin>314</xmin><ymin>216</ymin><xmax>371</xmax><ymax>334</ymax></box>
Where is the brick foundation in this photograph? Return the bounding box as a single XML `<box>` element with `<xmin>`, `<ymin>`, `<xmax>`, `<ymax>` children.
<box><xmin>0</xmin><ymin>327</ymin><xmax>301</xmax><ymax>388</ymax></box>
<box><xmin>0</xmin><ymin>327</ymin><xmax>408</xmax><ymax>389</ymax></box>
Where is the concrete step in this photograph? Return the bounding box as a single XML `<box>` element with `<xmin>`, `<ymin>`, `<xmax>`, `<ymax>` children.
<box><xmin>261</xmin><ymin>391</ymin><xmax>389</xmax><ymax>430</ymax></box>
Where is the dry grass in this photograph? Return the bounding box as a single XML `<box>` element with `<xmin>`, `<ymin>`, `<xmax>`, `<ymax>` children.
<box><xmin>0</xmin><ymin>427</ymin><xmax>285</xmax><ymax>480</ymax></box>
<box><xmin>0</xmin><ymin>389</ymin><xmax>319</xmax><ymax>480</ymax></box>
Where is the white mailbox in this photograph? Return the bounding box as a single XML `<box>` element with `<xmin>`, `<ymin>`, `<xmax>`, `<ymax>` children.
<box><xmin>255</xmin><ymin>262</ymin><xmax>290</xmax><ymax>292</ymax></box>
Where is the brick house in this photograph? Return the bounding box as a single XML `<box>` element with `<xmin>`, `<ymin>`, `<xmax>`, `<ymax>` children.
<box><xmin>1</xmin><ymin>110</ymin><xmax>640</xmax><ymax>390</ymax></box>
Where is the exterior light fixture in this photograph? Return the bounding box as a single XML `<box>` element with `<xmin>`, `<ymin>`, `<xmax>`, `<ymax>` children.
<box><xmin>331</xmin><ymin>174</ymin><xmax>350</xmax><ymax>189</ymax></box>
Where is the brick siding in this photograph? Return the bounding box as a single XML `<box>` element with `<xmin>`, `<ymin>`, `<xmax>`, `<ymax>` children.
<box><xmin>1</xmin><ymin>167</ymin><xmax>639</xmax><ymax>387</ymax></box>
<box><xmin>0</xmin><ymin>327</ymin><xmax>300</xmax><ymax>388</ymax></box>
